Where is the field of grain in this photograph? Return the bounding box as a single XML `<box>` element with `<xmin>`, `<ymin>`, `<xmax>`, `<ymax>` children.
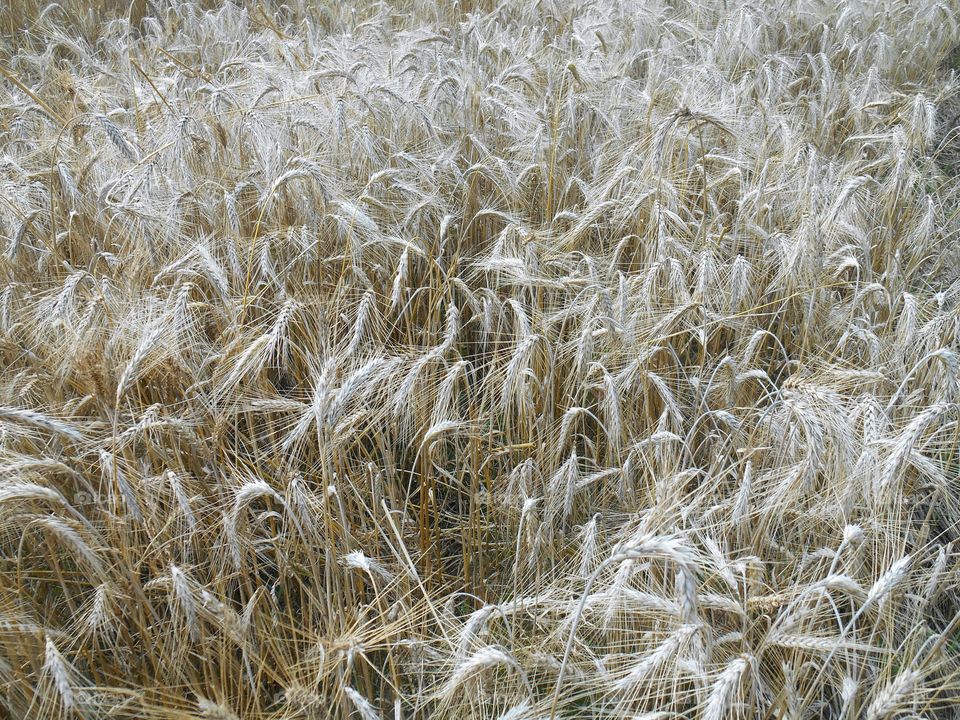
<box><xmin>2</xmin><ymin>1</ymin><xmax>960</xmax><ymax>718</ymax></box>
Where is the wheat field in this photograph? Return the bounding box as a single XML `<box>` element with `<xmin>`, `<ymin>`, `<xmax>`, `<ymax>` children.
<box><xmin>1</xmin><ymin>0</ymin><xmax>960</xmax><ymax>718</ymax></box>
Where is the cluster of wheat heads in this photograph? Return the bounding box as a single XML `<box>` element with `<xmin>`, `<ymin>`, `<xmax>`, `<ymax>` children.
<box><xmin>1</xmin><ymin>0</ymin><xmax>960</xmax><ymax>718</ymax></box>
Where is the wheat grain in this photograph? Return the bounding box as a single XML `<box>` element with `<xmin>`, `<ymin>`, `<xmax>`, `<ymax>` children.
<box><xmin>2</xmin><ymin>2</ymin><xmax>959</xmax><ymax>718</ymax></box>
